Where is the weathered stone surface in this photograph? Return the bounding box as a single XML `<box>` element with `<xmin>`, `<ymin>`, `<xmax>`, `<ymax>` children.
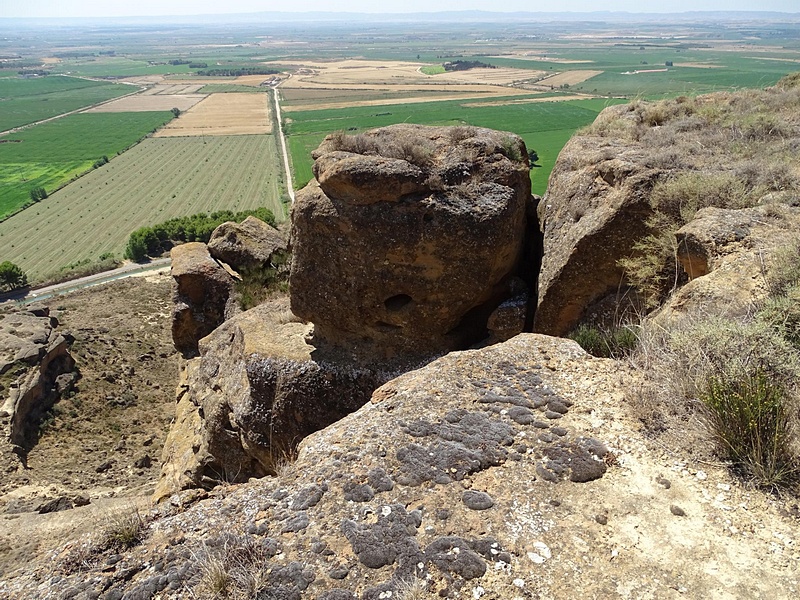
<box><xmin>154</xmin><ymin>298</ymin><xmax>428</xmax><ymax>501</ymax></box>
<box><xmin>170</xmin><ymin>242</ymin><xmax>235</xmax><ymax>358</ymax></box>
<box><xmin>0</xmin><ymin>306</ymin><xmax>76</xmax><ymax>462</ymax></box>
<box><xmin>12</xmin><ymin>334</ymin><xmax>797</xmax><ymax>600</ymax></box>
<box><xmin>207</xmin><ymin>216</ymin><xmax>288</xmax><ymax>271</ymax></box>
<box><xmin>291</xmin><ymin>124</ymin><xmax>534</xmax><ymax>358</ymax></box>
<box><xmin>313</xmin><ymin>151</ymin><xmax>428</xmax><ymax>205</ymax></box>
<box><xmin>535</xmin><ymin>128</ymin><xmax>662</xmax><ymax>336</ymax></box>
<box><xmin>658</xmin><ymin>203</ymin><xmax>800</xmax><ymax>321</ymax></box>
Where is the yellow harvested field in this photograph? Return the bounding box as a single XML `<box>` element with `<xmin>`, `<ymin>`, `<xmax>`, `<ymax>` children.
<box><xmin>162</xmin><ymin>75</ymin><xmax>279</xmax><ymax>87</ymax></box>
<box><xmin>85</xmin><ymin>93</ymin><xmax>205</xmax><ymax>113</ymax></box>
<box><xmin>141</xmin><ymin>84</ymin><xmax>206</xmax><ymax>95</ymax></box>
<box><xmin>275</xmin><ymin>59</ymin><xmax>542</xmax><ymax>111</ymax></box>
<box><xmin>536</xmin><ymin>70</ymin><xmax>604</xmax><ymax>87</ymax></box>
<box><xmin>273</xmin><ymin>59</ymin><xmax>542</xmax><ymax>88</ymax></box>
<box><xmin>154</xmin><ymin>93</ymin><xmax>271</xmax><ymax>137</ymax></box>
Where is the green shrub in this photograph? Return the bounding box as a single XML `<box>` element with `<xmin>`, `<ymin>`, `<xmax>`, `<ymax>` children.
<box><xmin>124</xmin><ymin>207</ymin><xmax>276</xmax><ymax>262</ymax></box>
<box><xmin>234</xmin><ymin>250</ymin><xmax>290</xmax><ymax>310</ymax></box>
<box><xmin>569</xmin><ymin>323</ymin><xmax>638</xmax><ymax>359</ymax></box>
<box><xmin>701</xmin><ymin>368</ymin><xmax>798</xmax><ymax>487</ymax></box>
<box><xmin>758</xmin><ymin>288</ymin><xmax>800</xmax><ymax>350</ymax></box>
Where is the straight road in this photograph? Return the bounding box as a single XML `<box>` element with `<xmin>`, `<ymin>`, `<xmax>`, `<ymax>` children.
<box><xmin>3</xmin><ymin>258</ymin><xmax>171</xmax><ymax>305</ymax></box>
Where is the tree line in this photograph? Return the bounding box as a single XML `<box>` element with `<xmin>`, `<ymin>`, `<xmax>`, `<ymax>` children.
<box><xmin>124</xmin><ymin>207</ymin><xmax>276</xmax><ymax>262</ymax></box>
<box><xmin>195</xmin><ymin>68</ymin><xmax>279</xmax><ymax>77</ymax></box>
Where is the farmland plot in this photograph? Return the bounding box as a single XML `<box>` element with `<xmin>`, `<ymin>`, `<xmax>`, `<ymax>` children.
<box><xmin>155</xmin><ymin>93</ymin><xmax>271</xmax><ymax>136</ymax></box>
<box><xmin>284</xmin><ymin>97</ymin><xmax>625</xmax><ymax>195</ymax></box>
<box><xmin>0</xmin><ymin>135</ymin><xmax>286</xmax><ymax>282</ymax></box>
<box><xmin>0</xmin><ymin>111</ymin><xmax>173</xmax><ymax>218</ymax></box>
<box><xmin>0</xmin><ymin>75</ymin><xmax>132</xmax><ymax>132</ymax></box>
<box><xmin>275</xmin><ymin>58</ymin><xmax>543</xmax><ymax>111</ymax></box>
<box><xmin>84</xmin><ymin>94</ymin><xmax>205</xmax><ymax>113</ymax></box>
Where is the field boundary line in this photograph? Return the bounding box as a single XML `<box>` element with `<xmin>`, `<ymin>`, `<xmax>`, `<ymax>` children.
<box><xmin>273</xmin><ymin>83</ymin><xmax>295</xmax><ymax>204</ymax></box>
<box><xmin>0</xmin><ymin>80</ymin><xmax>145</xmax><ymax>137</ymax></box>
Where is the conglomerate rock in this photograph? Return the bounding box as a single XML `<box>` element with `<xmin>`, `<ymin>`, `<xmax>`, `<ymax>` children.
<box><xmin>170</xmin><ymin>242</ymin><xmax>235</xmax><ymax>358</ymax></box>
<box><xmin>658</xmin><ymin>203</ymin><xmax>800</xmax><ymax>321</ymax></box>
<box><xmin>154</xmin><ymin>298</ymin><xmax>428</xmax><ymax>501</ymax></box>
<box><xmin>8</xmin><ymin>334</ymin><xmax>797</xmax><ymax>600</ymax></box>
<box><xmin>207</xmin><ymin>215</ymin><xmax>288</xmax><ymax>272</ymax></box>
<box><xmin>290</xmin><ymin>123</ymin><xmax>536</xmax><ymax>358</ymax></box>
<box><xmin>534</xmin><ymin>122</ymin><xmax>662</xmax><ymax>336</ymax></box>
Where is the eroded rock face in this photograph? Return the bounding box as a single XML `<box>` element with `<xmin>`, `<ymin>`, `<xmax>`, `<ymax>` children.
<box><xmin>157</xmin><ymin>125</ymin><xmax>540</xmax><ymax>498</ymax></box>
<box><xmin>291</xmin><ymin>124</ymin><xmax>535</xmax><ymax>357</ymax></box>
<box><xmin>535</xmin><ymin>127</ymin><xmax>662</xmax><ymax>336</ymax></box>
<box><xmin>659</xmin><ymin>203</ymin><xmax>800</xmax><ymax>321</ymax></box>
<box><xmin>0</xmin><ymin>306</ymin><xmax>76</xmax><ymax>462</ymax></box>
<box><xmin>170</xmin><ymin>242</ymin><xmax>235</xmax><ymax>358</ymax></box>
<box><xmin>155</xmin><ymin>298</ymin><xmax>422</xmax><ymax>501</ymax></box>
<box><xmin>207</xmin><ymin>216</ymin><xmax>288</xmax><ymax>272</ymax></box>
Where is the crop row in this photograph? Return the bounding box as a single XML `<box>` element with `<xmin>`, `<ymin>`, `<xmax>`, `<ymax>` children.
<box><xmin>0</xmin><ymin>111</ymin><xmax>173</xmax><ymax>218</ymax></box>
<box><xmin>0</xmin><ymin>135</ymin><xmax>286</xmax><ymax>282</ymax></box>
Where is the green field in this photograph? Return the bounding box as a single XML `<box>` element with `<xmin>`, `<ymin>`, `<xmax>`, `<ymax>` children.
<box><xmin>52</xmin><ymin>57</ymin><xmax>194</xmax><ymax>77</ymax></box>
<box><xmin>0</xmin><ymin>75</ymin><xmax>133</xmax><ymax>131</ymax></box>
<box><xmin>0</xmin><ymin>135</ymin><xmax>287</xmax><ymax>282</ymax></box>
<box><xmin>479</xmin><ymin>51</ymin><xmax>799</xmax><ymax>98</ymax></box>
<box><xmin>0</xmin><ymin>111</ymin><xmax>173</xmax><ymax>219</ymax></box>
<box><xmin>285</xmin><ymin>97</ymin><xmax>626</xmax><ymax>195</ymax></box>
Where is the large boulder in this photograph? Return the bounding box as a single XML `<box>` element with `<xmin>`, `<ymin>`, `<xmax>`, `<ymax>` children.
<box><xmin>207</xmin><ymin>216</ymin><xmax>288</xmax><ymax>272</ymax></box>
<box><xmin>535</xmin><ymin>123</ymin><xmax>662</xmax><ymax>336</ymax></box>
<box><xmin>170</xmin><ymin>242</ymin><xmax>235</xmax><ymax>358</ymax></box>
<box><xmin>658</xmin><ymin>203</ymin><xmax>800</xmax><ymax>321</ymax></box>
<box><xmin>154</xmin><ymin>298</ymin><xmax>425</xmax><ymax>501</ymax></box>
<box><xmin>291</xmin><ymin>124</ymin><xmax>535</xmax><ymax>357</ymax></box>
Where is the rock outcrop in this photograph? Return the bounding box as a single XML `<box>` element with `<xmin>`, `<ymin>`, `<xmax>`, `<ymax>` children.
<box><xmin>659</xmin><ymin>203</ymin><xmax>800</xmax><ymax>321</ymax></box>
<box><xmin>9</xmin><ymin>335</ymin><xmax>799</xmax><ymax>600</ymax></box>
<box><xmin>207</xmin><ymin>215</ymin><xmax>288</xmax><ymax>272</ymax></box>
<box><xmin>0</xmin><ymin>306</ymin><xmax>76</xmax><ymax>462</ymax></box>
<box><xmin>291</xmin><ymin>124</ymin><xmax>536</xmax><ymax>357</ymax></box>
<box><xmin>170</xmin><ymin>242</ymin><xmax>236</xmax><ymax>358</ymax></box>
<box><xmin>534</xmin><ymin>123</ymin><xmax>662</xmax><ymax>336</ymax></box>
<box><xmin>156</xmin><ymin>125</ymin><xmax>540</xmax><ymax>498</ymax></box>
<box><xmin>156</xmin><ymin>298</ymin><xmax>415</xmax><ymax>500</ymax></box>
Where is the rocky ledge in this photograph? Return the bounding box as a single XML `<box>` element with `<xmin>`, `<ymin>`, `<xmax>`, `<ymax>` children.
<box><xmin>4</xmin><ymin>334</ymin><xmax>797</xmax><ymax>599</ymax></box>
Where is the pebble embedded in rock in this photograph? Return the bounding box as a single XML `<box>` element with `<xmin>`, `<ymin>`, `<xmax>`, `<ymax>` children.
<box><xmin>462</xmin><ymin>490</ymin><xmax>494</xmax><ymax>510</ymax></box>
<box><xmin>670</xmin><ymin>505</ymin><xmax>686</xmax><ymax>517</ymax></box>
<box><xmin>595</xmin><ymin>514</ymin><xmax>608</xmax><ymax>525</ymax></box>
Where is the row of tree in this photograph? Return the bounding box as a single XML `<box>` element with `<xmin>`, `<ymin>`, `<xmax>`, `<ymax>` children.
<box><xmin>443</xmin><ymin>60</ymin><xmax>496</xmax><ymax>71</ymax></box>
<box><xmin>195</xmin><ymin>68</ymin><xmax>279</xmax><ymax>77</ymax></box>
<box><xmin>124</xmin><ymin>207</ymin><xmax>276</xmax><ymax>262</ymax></box>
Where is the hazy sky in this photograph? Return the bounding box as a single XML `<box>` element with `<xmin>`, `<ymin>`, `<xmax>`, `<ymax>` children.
<box><xmin>5</xmin><ymin>0</ymin><xmax>799</xmax><ymax>19</ymax></box>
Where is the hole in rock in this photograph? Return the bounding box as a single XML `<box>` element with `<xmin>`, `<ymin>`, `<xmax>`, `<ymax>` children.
<box><xmin>384</xmin><ymin>294</ymin><xmax>413</xmax><ymax>312</ymax></box>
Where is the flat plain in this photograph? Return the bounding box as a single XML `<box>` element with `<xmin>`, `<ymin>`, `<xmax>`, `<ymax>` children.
<box><xmin>0</xmin><ymin>111</ymin><xmax>173</xmax><ymax>218</ymax></box>
<box><xmin>154</xmin><ymin>92</ymin><xmax>272</xmax><ymax>137</ymax></box>
<box><xmin>0</xmin><ymin>135</ymin><xmax>286</xmax><ymax>282</ymax></box>
<box><xmin>0</xmin><ymin>15</ymin><xmax>798</xmax><ymax>279</ymax></box>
